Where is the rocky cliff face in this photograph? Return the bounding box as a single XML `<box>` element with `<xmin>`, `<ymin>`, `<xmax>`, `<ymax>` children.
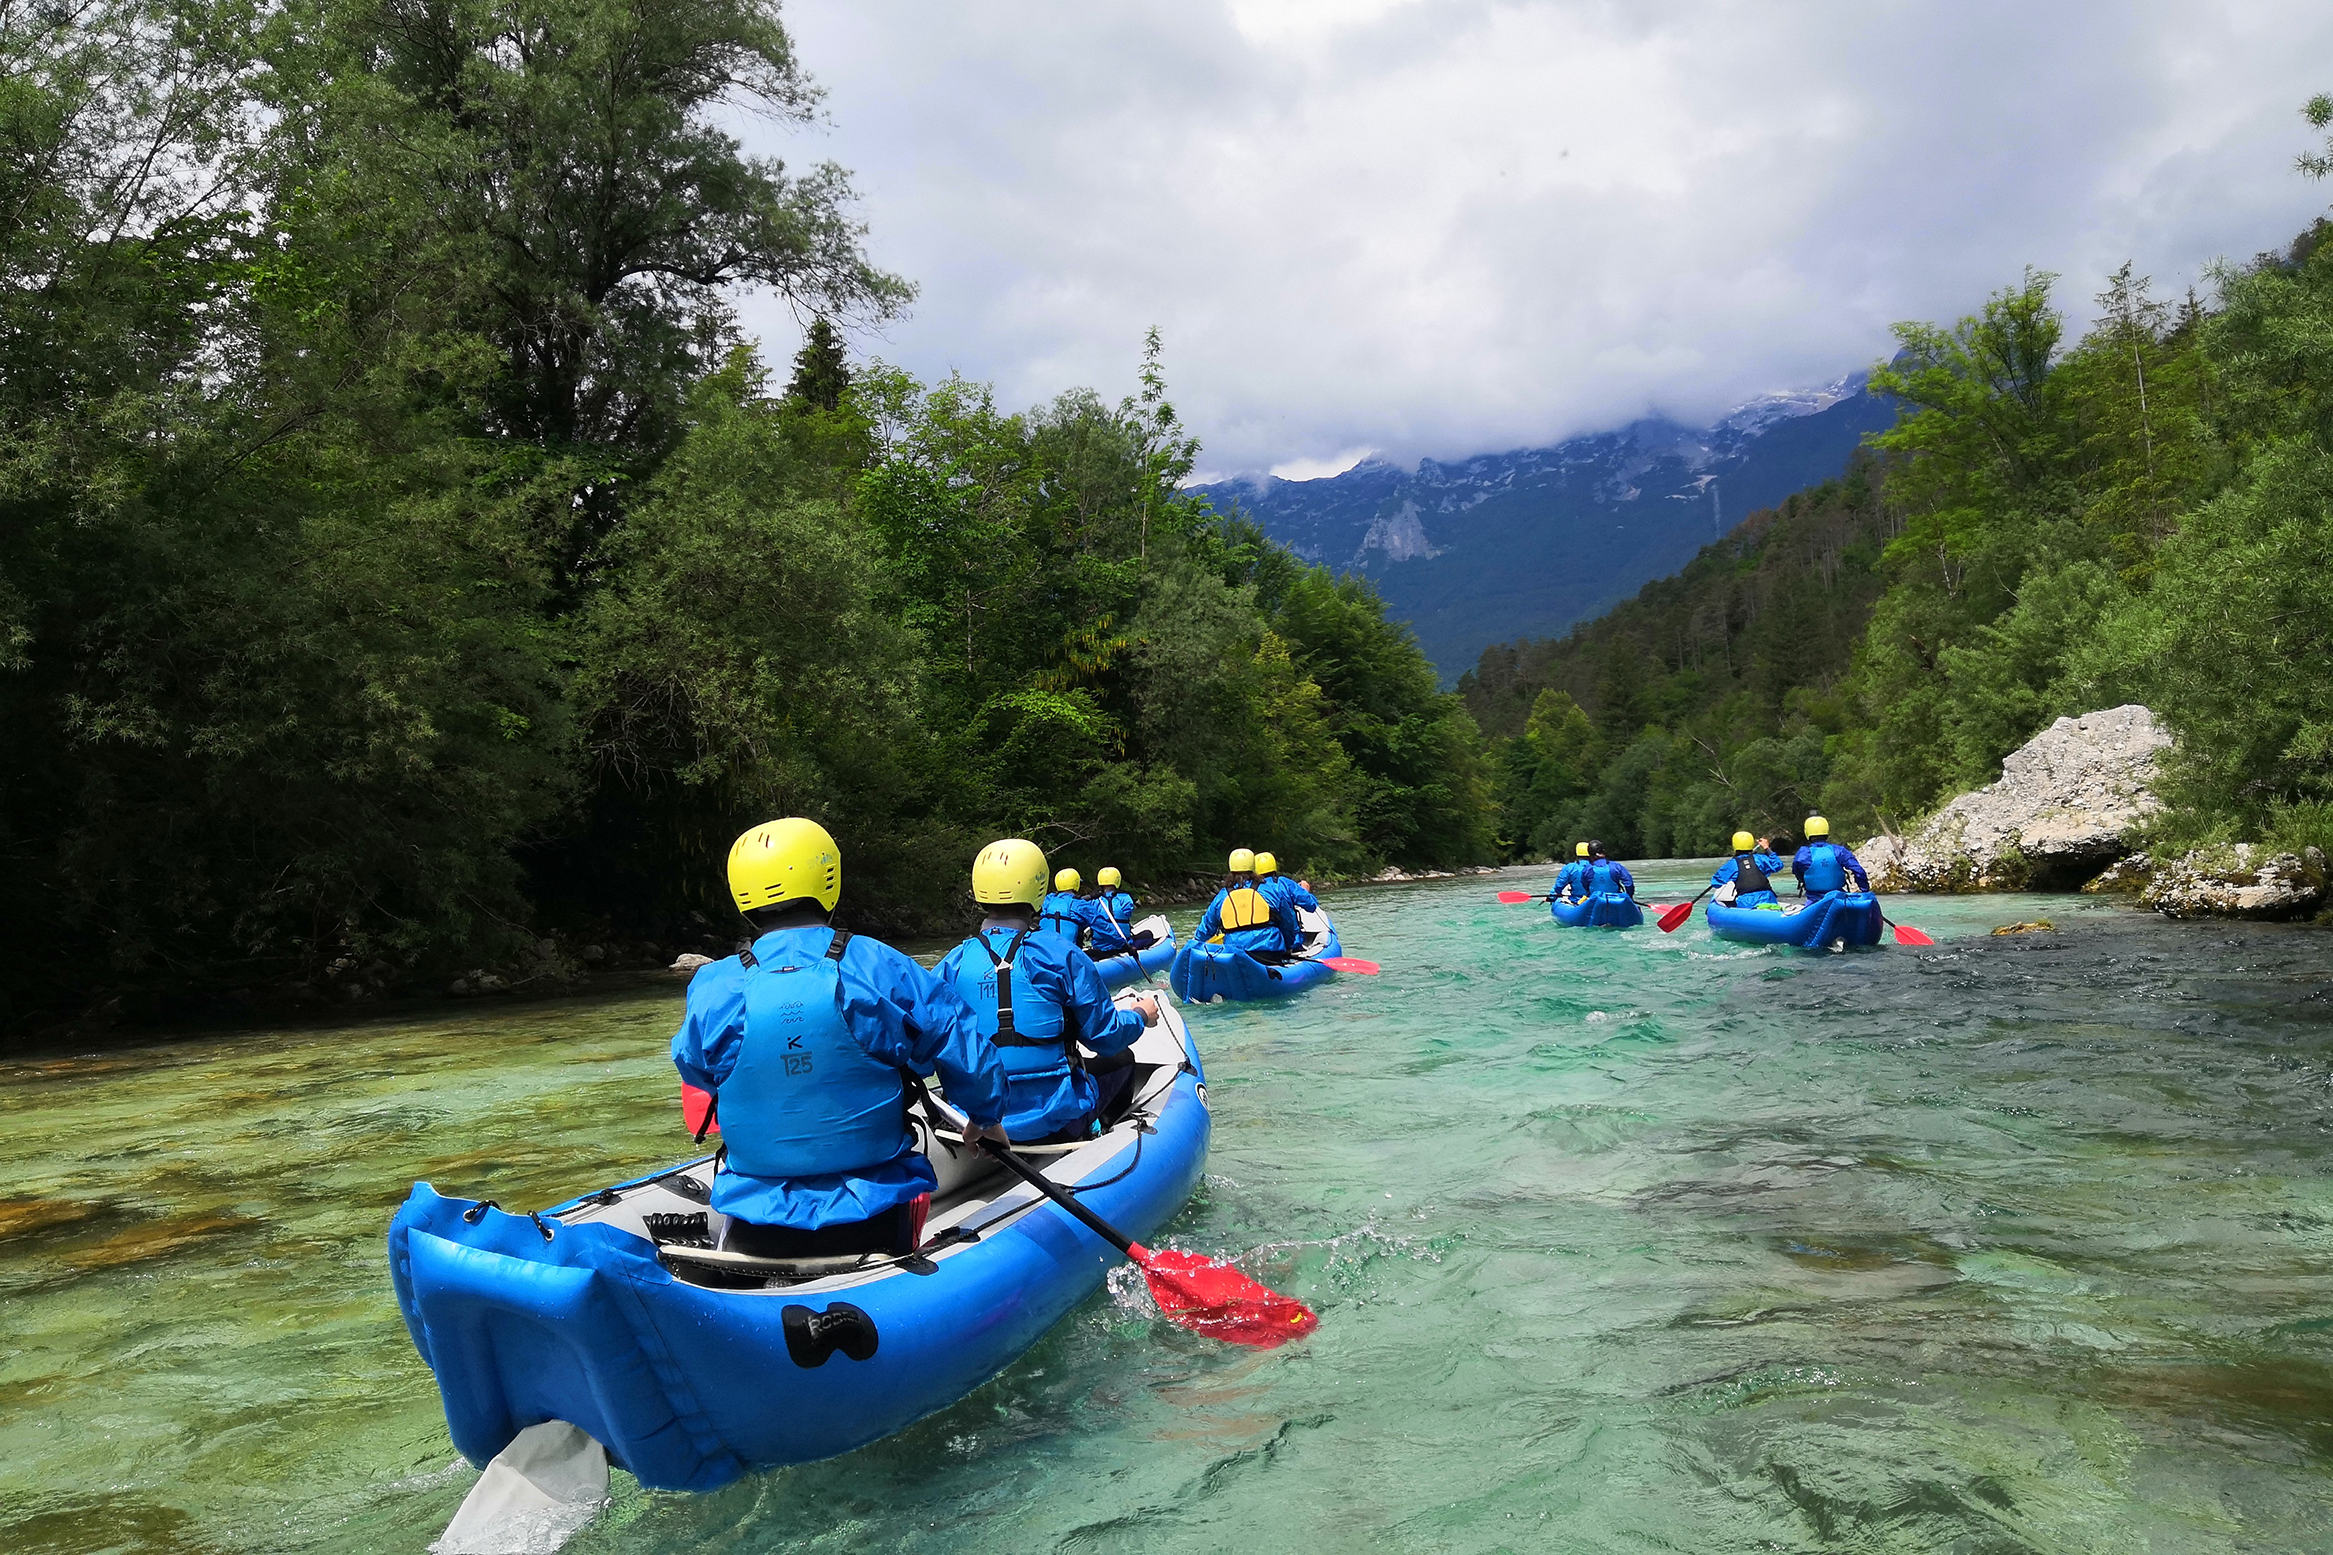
<box><xmin>1860</xmin><ymin>706</ymin><xmax>2170</xmax><ymax>892</ymax></box>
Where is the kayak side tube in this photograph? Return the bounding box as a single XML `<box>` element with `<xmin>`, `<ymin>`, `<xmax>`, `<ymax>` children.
<box><xmin>1168</xmin><ymin>914</ymin><xmax>1341</xmax><ymax>1003</ymax></box>
<box><xmin>1091</xmin><ymin>918</ymin><xmax>1176</xmax><ymax>990</ymax></box>
<box><xmin>1705</xmin><ymin>892</ymin><xmax>1884</xmax><ymax>948</ymax></box>
<box><xmin>387</xmin><ymin>1066</ymin><xmax>1209</xmax><ymax>1492</ymax></box>
<box><xmin>1550</xmin><ymin>894</ymin><xmax>1643</xmax><ymax>929</ymax></box>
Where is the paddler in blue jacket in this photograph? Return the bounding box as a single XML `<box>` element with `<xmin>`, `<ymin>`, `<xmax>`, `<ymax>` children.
<box><xmin>1039</xmin><ymin>868</ymin><xmax>1093</xmax><ymax>946</ymax></box>
<box><xmin>1196</xmin><ymin>848</ymin><xmax>1299</xmax><ymax>957</ymax></box>
<box><xmin>671</xmin><ymin>818</ymin><xmax>1011</xmax><ymax>1261</ymax></box>
<box><xmin>1792</xmin><ymin>816</ymin><xmax>1871</xmax><ymax>898</ymax></box>
<box><xmin>1710</xmin><ymin>831</ymin><xmax>1786</xmax><ymax>907</ymax></box>
<box><xmin>1554</xmin><ymin>841</ymin><xmax>1591</xmax><ymax>901</ymax></box>
<box><xmin>1583</xmin><ymin>842</ymin><xmax>1635</xmax><ymax>902</ymax></box>
<box><xmin>1253</xmin><ymin>851</ymin><xmax>1318</xmax><ymax>922</ymax></box>
<box><xmin>935</xmin><ymin>840</ymin><xmax>1160</xmax><ymax>1143</ymax></box>
<box><xmin>1082</xmin><ymin>866</ymin><xmax>1153</xmax><ymax>956</ymax></box>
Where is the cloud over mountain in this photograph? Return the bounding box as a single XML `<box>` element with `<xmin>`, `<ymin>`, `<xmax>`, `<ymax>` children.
<box><xmin>748</xmin><ymin>1</ymin><xmax>2333</xmax><ymax>474</ymax></box>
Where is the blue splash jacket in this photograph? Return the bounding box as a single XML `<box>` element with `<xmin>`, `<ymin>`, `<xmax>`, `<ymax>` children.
<box><xmin>934</xmin><ymin>926</ymin><xmax>1144</xmax><ymax>1140</ymax></box>
<box><xmin>671</xmin><ymin>926</ymin><xmax>1008</xmax><ymax>1230</ymax></box>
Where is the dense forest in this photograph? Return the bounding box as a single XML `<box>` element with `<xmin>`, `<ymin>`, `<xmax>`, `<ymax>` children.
<box><xmin>0</xmin><ymin>0</ymin><xmax>1489</xmax><ymax>1030</ymax></box>
<box><xmin>1464</xmin><ymin>109</ymin><xmax>2333</xmax><ymax>871</ymax></box>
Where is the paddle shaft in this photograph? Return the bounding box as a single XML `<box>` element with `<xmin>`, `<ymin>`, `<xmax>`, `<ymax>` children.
<box><xmin>978</xmin><ymin>1138</ymin><xmax>1138</xmax><ymax>1257</ymax></box>
<box><xmin>1657</xmin><ymin>883</ymin><xmax>1714</xmax><ymax>931</ymax></box>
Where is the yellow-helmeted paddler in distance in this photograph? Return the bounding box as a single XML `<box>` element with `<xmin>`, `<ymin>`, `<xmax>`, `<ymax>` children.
<box><xmin>1792</xmin><ymin>815</ymin><xmax>1871</xmax><ymax>898</ymax></box>
<box><xmin>1251</xmin><ymin>849</ymin><xmax>1319</xmax><ymax>922</ymax></box>
<box><xmin>1084</xmin><ymin>865</ymin><xmax>1147</xmax><ymax>955</ymax></box>
<box><xmin>1199</xmin><ymin>847</ymin><xmax>1294</xmax><ymax>951</ymax></box>
<box><xmin>1037</xmin><ymin>855</ymin><xmax>1089</xmax><ymax>941</ymax></box>
<box><xmin>1712</xmin><ymin>829</ymin><xmax>1784</xmax><ymax>907</ymax></box>
<box><xmin>1554</xmin><ymin>839</ymin><xmax>1594</xmax><ymax>902</ymax></box>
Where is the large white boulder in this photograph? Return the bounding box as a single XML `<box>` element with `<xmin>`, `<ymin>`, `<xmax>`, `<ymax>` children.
<box><xmin>1859</xmin><ymin>705</ymin><xmax>2170</xmax><ymax>892</ymax></box>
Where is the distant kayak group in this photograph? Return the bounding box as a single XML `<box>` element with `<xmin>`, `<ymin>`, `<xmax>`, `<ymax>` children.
<box><xmin>1516</xmin><ymin>818</ymin><xmax>1925</xmax><ymax>950</ymax></box>
<box><xmin>389</xmin><ymin>823</ymin><xmax>1353</xmax><ymax>1525</ymax></box>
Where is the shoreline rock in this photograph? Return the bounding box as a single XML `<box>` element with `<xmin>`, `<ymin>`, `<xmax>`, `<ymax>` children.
<box><xmin>1362</xmin><ymin>865</ymin><xmax>1500</xmax><ymax>885</ymax></box>
<box><xmin>1861</xmin><ymin>706</ymin><xmax>2170</xmax><ymax>893</ymax></box>
<box><xmin>2141</xmin><ymin>845</ymin><xmax>2326</xmax><ymax>921</ymax></box>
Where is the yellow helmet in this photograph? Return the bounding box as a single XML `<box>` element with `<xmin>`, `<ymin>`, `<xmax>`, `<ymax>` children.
<box><xmin>1254</xmin><ymin>851</ymin><xmax>1279</xmax><ymax>875</ymax></box>
<box><xmin>1053</xmin><ymin>867</ymin><xmax>1081</xmax><ymax>892</ymax></box>
<box><xmin>1227</xmin><ymin>848</ymin><xmax>1256</xmax><ymax>874</ymax></box>
<box><xmin>1096</xmin><ymin>866</ymin><xmax>1122</xmax><ymax>888</ymax></box>
<box><xmin>1732</xmin><ymin>830</ymin><xmax>1756</xmax><ymax>852</ymax></box>
<box><xmin>728</xmin><ymin>817</ymin><xmax>842</xmax><ymax>913</ymax></box>
<box><xmin>973</xmin><ymin>838</ymin><xmax>1048</xmax><ymax>907</ymax></box>
<box><xmin>1576</xmin><ymin>842</ymin><xmax>1590</xmax><ymax>858</ymax></box>
<box><xmin>1804</xmin><ymin>815</ymin><xmax>1831</xmax><ymax>839</ymax></box>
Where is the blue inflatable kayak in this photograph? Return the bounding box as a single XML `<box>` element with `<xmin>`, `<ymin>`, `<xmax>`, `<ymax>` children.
<box><xmin>1169</xmin><ymin>909</ymin><xmax>1341</xmax><ymax>1002</ymax></box>
<box><xmin>1551</xmin><ymin>892</ymin><xmax>1643</xmax><ymax>928</ymax></box>
<box><xmin>1706</xmin><ymin>892</ymin><xmax>1884</xmax><ymax>948</ymax></box>
<box><xmin>1089</xmin><ymin>915</ymin><xmax>1176</xmax><ymax>990</ymax></box>
<box><xmin>387</xmin><ymin>1000</ymin><xmax>1208</xmax><ymax>1492</ymax></box>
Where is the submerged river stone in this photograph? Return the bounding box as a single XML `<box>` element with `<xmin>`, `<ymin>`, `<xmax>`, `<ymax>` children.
<box><xmin>1860</xmin><ymin>705</ymin><xmax>2170</xmax><ymax>892</ymax></box>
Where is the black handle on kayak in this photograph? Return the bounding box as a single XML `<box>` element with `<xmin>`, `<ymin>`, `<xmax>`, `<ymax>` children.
<box><xmin>978</xmin><ymin>1139</ymin><xmax>1137</xmax><ymax>1258</ymax></box>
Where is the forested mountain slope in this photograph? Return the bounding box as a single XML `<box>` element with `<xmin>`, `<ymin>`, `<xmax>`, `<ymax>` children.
<box><xmin>1459</xmin><ymin>465</ymin><xmax>1891</xmax><ymax>858</ymax></box>
<box><xmin>1197</xmin><ymin>382</ymin><xmax>1896</xmax><ymax>679</ymax></box>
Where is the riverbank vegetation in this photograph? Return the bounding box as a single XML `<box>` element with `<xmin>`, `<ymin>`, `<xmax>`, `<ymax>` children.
<box><xmin>1463</xmin><ymin>101</ymin><xmax>2333</xmax><ymax>869</ymax></box>
<box><xmin>0</xmin><ymin>0</ymin><xmax>1488</xmax><ymax>1030</ymax></box>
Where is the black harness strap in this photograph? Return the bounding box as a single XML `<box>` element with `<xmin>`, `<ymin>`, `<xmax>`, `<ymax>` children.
<box><xmin>975</xmin><ymin>928</ymin><xmax>1037</xmax><ymax>1044</ymax></box>
<box><xmin>974</xmin><ymin>928</ymin><xmax>1080</xmax><ymax>1068</ymax></box>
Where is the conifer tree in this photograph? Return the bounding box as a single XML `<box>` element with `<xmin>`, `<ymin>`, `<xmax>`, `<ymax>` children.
<box><xmin>786</xmin><ymin>316</ymin><xmax>851</xmax><ymax>411</ymax></box>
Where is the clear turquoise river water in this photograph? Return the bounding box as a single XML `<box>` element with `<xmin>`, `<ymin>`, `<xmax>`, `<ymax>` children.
<box><xmin>6</xmin><ymin>864</ymin><xmax>2333</xmax><ymax>1553</ymax></box>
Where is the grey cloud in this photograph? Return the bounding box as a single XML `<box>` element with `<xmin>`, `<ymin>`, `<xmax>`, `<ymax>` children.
<box><xmin>737</xmin><ymin>0</ymin><xmax>2333</xmax><ymax>474</ymax></box>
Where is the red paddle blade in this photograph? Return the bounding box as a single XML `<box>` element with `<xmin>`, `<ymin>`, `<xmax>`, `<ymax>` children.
<box><xmin>681</xmin><ymin>1083</ymin><xmax>718</xmax><ymax>1136</ymax></box>
<box><xmin>1496</xmin><ymin>890</ymin><xmax>1536</xmax><ymax>904</ymax></box>
<box><xmin>1133</xmin><ymin>1245</ymin><xmax>1319</xmax><ymax>1348</ymax></box>
<box><xmin>1656</xmin><ymin>901</ymin><xmax>1695</xmax><ymax>933</ymax></box>
<box><xmin>1318</xmin><ymin>956</ymin><xmax>1379</xmax><ymax>974</ymax></box>
<box><xmin>1890</xmin><ymin>922</ymin><xmax>1936</xmax><ymax>946</ymax></box>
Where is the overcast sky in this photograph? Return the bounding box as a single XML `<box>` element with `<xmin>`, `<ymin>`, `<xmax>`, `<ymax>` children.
<box><xmin>736</xmin><ymin>1</ymin><xmax>2333</xmax><ymax>479</ymax></box>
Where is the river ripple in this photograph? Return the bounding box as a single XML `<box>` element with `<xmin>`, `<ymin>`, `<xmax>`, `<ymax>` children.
<box><xmin>3</xmin><ymin>863</ymin><xmax>2331</xmax><ymax>1552</ymax></box>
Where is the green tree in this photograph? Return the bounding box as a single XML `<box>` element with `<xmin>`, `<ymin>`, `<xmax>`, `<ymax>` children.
<box><xmin>2085</xmin><ymin>208</ymin><xmax>2333</xmax><ymax>844</ymax></box>
<box><xmin>786</xmin><ymin>316</ymin><xmax>851</xmax><ymax>412</ymax></box>
<box><xmin>562</xmin><ymin>354</ymin><xmax>927</xmax><ymax>924</ymax></box>
<box><xmin>265</xmin><ymin>0</ymin><xmax>912</xmax><ymax>561</ymax></box>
